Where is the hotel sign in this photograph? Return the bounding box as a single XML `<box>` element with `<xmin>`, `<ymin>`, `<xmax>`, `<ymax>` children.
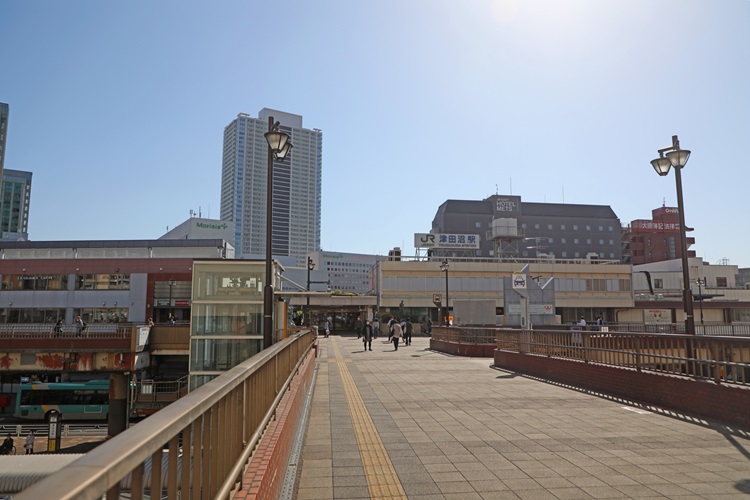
<box><xmin>414</xmin><ymin>233</ymin><xmax>480</xmax><ymax>249</ymax></box>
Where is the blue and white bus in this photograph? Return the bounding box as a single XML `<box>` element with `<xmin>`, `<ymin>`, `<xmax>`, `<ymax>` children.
<box><xmin>14</xmin><ymin>380</ymin><xmax>109</xmax><ymax>421</ymax></box>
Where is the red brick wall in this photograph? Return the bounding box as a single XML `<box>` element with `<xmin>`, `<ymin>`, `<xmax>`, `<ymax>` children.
<box><xmin>495</xmin><ymin>350</ymin><xmax>750</xmax><ymax>428</ymax></box>
<box><xmin>234</xmin><ymin>350</ymin><xmax>315</xmax><ymax>500</ymax></box>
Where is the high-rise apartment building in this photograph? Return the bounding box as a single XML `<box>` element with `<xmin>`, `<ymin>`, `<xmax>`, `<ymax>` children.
<box><xmin>220</xmin><ymin>109</ymin><xmax>322</xmax><ymax>266</ymax></box>
<box><xmin>1</xmin><ymin>169</ymin><xmax>32</xmax><ymax>240</ymax></box>
<box><xmin>0</xmin><ymin>103</ymin><xmax>9</xmax><ymax>188</ymax></box>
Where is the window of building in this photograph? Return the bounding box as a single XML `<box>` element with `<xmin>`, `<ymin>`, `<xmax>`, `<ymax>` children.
<box><xmin>717</xmin><ymin>277</ymin><xmax>728</xmax><ymax>287</ymax></box>
<box><xmin>2</xmin><ymin>274</ymin><xmax>69</xmax><ymax>291</ymax></box>
<box><xmin>76</xmin><ymin>274</ymin><xmax>130</xmax><ymax>290</ymax></box>
<box><xmin>654</xmin><ymin>279</ymin><xmax>663</xmax><ymax>289</ymax></box>
<box><xmin>573</xmin><ymin>225</ymin><xmax>578</xmax><ymax>230</ymax></box>
<box><xmin>586</xmin><ymin>225</ymin><xmax>591</xmax><ymax>231</ymax></box>
<box><xmin>547</xmin><ymin>224</ymin><xmax>553</xmax><ymax>230</ymax></box>
<box><xmin>560</xmin><ymin>225</ymin><xmax>565</xmax><ymax>230</ymax></box>
<box><xmin>534</xmin><ymin>224</ymin><xmax>540</xmax><ymax>229</ymax></box>
<box><xmin>574</xmin><ymin>238</ymin><xmax>579</xmax><ymax>244</ymax></box>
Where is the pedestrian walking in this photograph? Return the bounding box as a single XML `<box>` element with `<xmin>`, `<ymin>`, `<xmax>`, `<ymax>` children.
<box><xmin>404</xmin><ymin>317</ymin><xmax>413</xmax><ymax>346</ymax></box>
<box><xmin>74</xmin><ymin>315</ymin><xmax>85</xmax><ymax>337</ymax></box>
<box><xmin>53</xmin><ymin>318</ymin><xmax>63</xmax><ymax>337</ymax></box>
<box><xmin>388</xmin><ymin>317</ymin><xmax>396</xmax><ymax>342</ymax></box>
<box><xmin>324</xmin><ymin>319</ymin><xmax>330</xmax><ymax>338</ymax></box>
<box><xmin>362</xmin><ymin>320</ymin><xmax>373</xmax><ymax>351</ymax></box>
<box><xmin>391</xmin><ymin>321</ymin><xmax>403</xmax><ymax>350</ymax></box>
<box><xmin>24</xmin><ymin>431</ymin><xmax>34</xmax><ymax>455</ymax></box>
<box><xmin>355</xmin><ymin>317</ymin><xmax>363</xmax><ymax>339</ymax></box>
<box><xmin>371</xmin><ymin>318</ymin><xmax>380</xmax><ymax>339</ymax></box>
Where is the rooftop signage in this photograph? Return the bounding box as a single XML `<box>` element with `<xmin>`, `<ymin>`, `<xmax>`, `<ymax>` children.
<box><xmin>414</xmin><ymin>233</ymin><xmax>480</xmax><ymax>249</ymax></box>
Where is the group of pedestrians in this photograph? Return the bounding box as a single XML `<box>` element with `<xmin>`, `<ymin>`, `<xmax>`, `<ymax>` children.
<box><xmin>52</xmin><ymin>316</ymin><xmax>86</xmax><ymax>337</ymax></box>
<box><xmin>319</xmin><ymin>315</ymin><xmax>421</xmax><ymax>352</ymax></box>
<box><xmin>387</xmin><ymin>316</ymin><xmax>412</xmax><ymax>350</ymax></box>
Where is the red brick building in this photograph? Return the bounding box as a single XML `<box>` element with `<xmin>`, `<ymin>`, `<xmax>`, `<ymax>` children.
<box><xmin>628</xmin><ymin>206</ymin><xmax>696</xmax><ymax>265</ymax></box>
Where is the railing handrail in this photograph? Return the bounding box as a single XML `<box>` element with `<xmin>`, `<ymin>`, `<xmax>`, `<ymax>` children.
<box><xmin>17</xmin><ymin>330</ymin><xmax>315</xmax><ymax>500</ymax></box>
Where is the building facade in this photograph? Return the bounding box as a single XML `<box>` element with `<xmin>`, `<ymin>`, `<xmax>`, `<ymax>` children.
<box><xmin>0</xmin><ymin>239</ymin><xmax>231</xmax><ymax>325</ymax></box>
<box><xmin>430</xmin><ymin>194</ymin><xmax>623</xmax><ymax>261</ymax></box>
<box><xmin>627</xmin><ymin>206</ymin><xmax>695</xmax><ymax>265</ymax></box>
<box><xmin>1</xmin><ymin>169</ymin><xmax>32</xmax><ymax>240</ymax></box>
<box><xmin>220</xmin><ymin>109</ymin><xmax>322</xmax><ymax>266</ymax></box>
<box><xmin>309</xmin><ymin>250</ymin><xmax>386</xmax><ymax>294</ymax></box>
<box><xmin>0</xmin><ymin>103</ymin><xmax>8</xmax><ymax>187</ymax></box>
<box><xmin>160</xmin><ymin>216</ymin><xmax>235</xmax><ymax>244</ymax></box>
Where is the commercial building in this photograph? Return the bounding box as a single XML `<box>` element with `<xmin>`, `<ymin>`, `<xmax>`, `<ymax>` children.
<box><xmin>0</xmin><ymin>102</ymin><xmax>8</xmax><ymax>185</ymax></box>
<box><xmin>0</xmin><ymin>239</ymin><xmax>232</xmax><ymax>325</ymax></box>
<box><xmin>309</xmin><ymin>250</ymin><xmax>385</xmax><ymax>294</ymax></box>
<box><xmin>430</xmin><ymin>194</ymin><xmax>623</xmax><ymax>261</ymax></box>
<box><xmin>220</xmin><ymin>109</ymin><xmax>322</xmax><ymax>266</ymax></box>
<box><xmin>160</xmin><ymin>216</ymin><xmax>234</xmax><ymax>244</ymax></box>
<box><xmin>627</xmin><ymin>205</ymin><xmax>695</xmax><ymax>265</ymax></box>
<box><xmin>1</xmin><ymin>169</ymin><xmax>32</xmax><ymax>240</ymax></box>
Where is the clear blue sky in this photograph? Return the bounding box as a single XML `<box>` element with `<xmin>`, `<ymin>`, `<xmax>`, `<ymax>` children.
<box><xmin>2</xmin><ymin>0</ymin><xmax>748</xmax><ymax>267</ymax></box>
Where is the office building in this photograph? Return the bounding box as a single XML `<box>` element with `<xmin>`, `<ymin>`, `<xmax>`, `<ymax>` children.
<box><xmin>430</xmin><ymin>194</ymin><xmax>623</xmax><ymax>261</ymax></box>
<box><xmin>0</xmin><ymin>103</ymin><xmax>9</xmax><ymax>192</ymax></box>
<box><xmin>220</xmin><ymin>109</ymin><xmax>322</xmax><ymax>266</ymax></box>
<box><xmin>1</xmin><ymin>169</ymin><xmax>32</xmax><ymax>240</ymax></box>
<box><xmin>627</xmin><ymin>206</ymin><xmax>695</xmax><ymax>265</ymax></box>
<box><xmin>309</xmin><ymin>250</ymin><xmax>386</xmax><ymax>294</ymax></box>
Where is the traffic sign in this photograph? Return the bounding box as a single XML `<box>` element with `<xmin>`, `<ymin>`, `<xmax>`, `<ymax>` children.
<box><xmin>512</xmin><ymin>273</ymin><xmax>527</xmax><ymax>289</ymax></box>
<box><xmin>433</xmin><ymin>293</ymin><xmax>442</xmax><ymax>304</ymax></box>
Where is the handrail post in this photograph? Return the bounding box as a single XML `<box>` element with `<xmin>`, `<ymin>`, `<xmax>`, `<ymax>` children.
<box><xmin>634</xmin><ymin>334</ymin><xmax>642</xmax><ymax>372</ymax></box>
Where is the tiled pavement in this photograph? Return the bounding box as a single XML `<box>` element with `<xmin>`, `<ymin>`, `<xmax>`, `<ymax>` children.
<box><xmin>294</xmin><ymin>334</ymin><xmax>750</xmax><ymax>499</ymax></box>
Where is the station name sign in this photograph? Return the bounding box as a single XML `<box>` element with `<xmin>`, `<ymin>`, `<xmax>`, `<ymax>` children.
<box><xmin>414</xmin><ymin>233</ymin><xmax>480</xmax><ymax>249</ymax></box>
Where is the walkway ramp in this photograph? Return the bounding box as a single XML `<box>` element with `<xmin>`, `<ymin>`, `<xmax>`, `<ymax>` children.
<box><xmin>295</xmin><ymin>335</ymin><xmax>750</xmax><ymax>498</ymax></box>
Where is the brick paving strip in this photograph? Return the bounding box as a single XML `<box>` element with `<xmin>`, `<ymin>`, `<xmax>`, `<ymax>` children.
<box><xmin>331</xmin><ymin>338</ymin><xmax>408</xmax><ymax>499</ymax></box>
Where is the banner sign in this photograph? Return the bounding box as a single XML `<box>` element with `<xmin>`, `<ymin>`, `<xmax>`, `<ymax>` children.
<box><xmin>414</xmin><ymin>233</ymin><xmax>480</xmax><ymax>249</ymax></box>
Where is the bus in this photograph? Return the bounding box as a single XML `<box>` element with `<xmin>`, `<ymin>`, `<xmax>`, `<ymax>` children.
<box><xmin>14</xmin><ymin>380</ymin><xmax>109</xmax><ymax>421</ymax></box>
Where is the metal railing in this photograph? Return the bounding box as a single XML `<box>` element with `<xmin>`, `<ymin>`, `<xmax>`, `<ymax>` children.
<box><xmin>431</xmin><ymin>327</ymin><xmax>497</xmax><ymax>345</ymax></box>
<box><xmin>0</xmin><ymin>323</ymin><xmax>131</xmax><ymax>338</ymax></box>
<box><xmin>601</xmin><ymin>322</ymin><xmax>750</xmax><ymax>336</ymax></box>
<box><xmin>17</xmin><ymin>329</ymin><xmax>315</xmax><ymax>500</ymax></box>
<box><xmin>497</xmin><ymin>329</ymin><xmax>749</xmax><ymax>386</ymax></box>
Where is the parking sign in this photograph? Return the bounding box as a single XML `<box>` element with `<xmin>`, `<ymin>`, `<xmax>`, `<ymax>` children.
<box><xmin>512</xmin><ymin>273</ymin><xmax>526</xmax><ymax>289</ymax></box>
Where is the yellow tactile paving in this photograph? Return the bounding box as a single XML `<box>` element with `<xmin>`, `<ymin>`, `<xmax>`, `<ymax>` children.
<box><xmin>331</xmin><ymin>338</ymin><xmax>407</xmax><ymax>500</ymax></box>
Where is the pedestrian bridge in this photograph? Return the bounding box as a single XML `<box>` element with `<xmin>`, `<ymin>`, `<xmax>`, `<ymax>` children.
<box><xmin>13</xmin><ymin>328</ymin><xmax>750</xmax><ymax>499</ymax></box>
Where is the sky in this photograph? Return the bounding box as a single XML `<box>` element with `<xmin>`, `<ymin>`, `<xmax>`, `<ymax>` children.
<box><xmin>1</xmin><ymin>0</ymin><xmax>749</xmax><ymax>268</ymax></box>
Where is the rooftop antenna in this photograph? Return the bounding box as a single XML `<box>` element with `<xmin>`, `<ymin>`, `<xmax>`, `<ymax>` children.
<box><xmin>189</xmin><ymin>209</ymin><xmax>194</xmax><ymax>218</ymax></box>
<box><xmin>199</xmin><ymin>206</ymin><xmax>202</xmax><ymax>218</ymax></box>
<box><xmin>662</xmin><ymin>197</ymin><xmax>666</xmax><ymax>207</ymax></box>
<box><xmin>495</xmin><ymin>184</ymin><xmax>499</xmax><ymax>195</ymax></box>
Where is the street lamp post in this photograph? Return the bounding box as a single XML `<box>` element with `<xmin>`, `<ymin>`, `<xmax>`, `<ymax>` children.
<box><xmin>306</xmin><ymin>257</ymin><xmax>315</xmax><ymax>326</ymax></box>
<box><xmin>650</xmin><ymin>135</ymin><xmax>694</xmax><ymax>336</ymax></box>
<box><xmin>263</xmin><ymin>117</ymin><xmax>293</xmax><ymax>348</ymax></box>
<box><xmin>440</xmin><ymin>260</ymin><xmax>449</xmax><ymax>326</ymax></box>
<box><xmin>168</xmin><ymin>278</ymin><xmax>176</xmax><ymax>321</ymax></box>
<box><xmin>695</xmin><ymin>277</ymin><xmax>705</xmax><ymax>329</ymax></box>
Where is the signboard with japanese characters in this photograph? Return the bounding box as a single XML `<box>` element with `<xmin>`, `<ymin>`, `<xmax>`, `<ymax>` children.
<box><xmin>631</xmin><ymin>220</ymin><xmax>682</xmax><ymax>233</ymax></box>
<box><xmin>644</xmin><ymin>308</ymin><xmax>671</xmax><ymax>323</ymax></box>
<box><xmin>414</xmin><ymin>233</ymin><xmax>480</xmax><ymax>249</ymax></box>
